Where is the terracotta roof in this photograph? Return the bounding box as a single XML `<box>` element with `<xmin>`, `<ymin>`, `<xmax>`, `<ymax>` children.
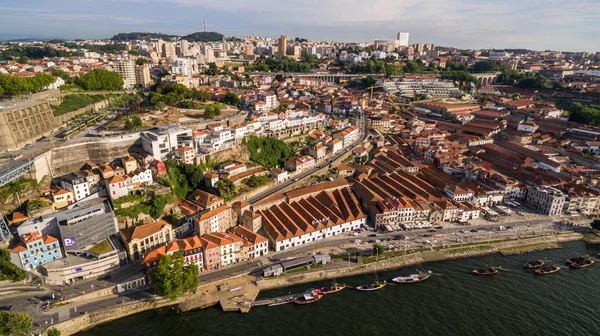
<box><xmin>120</xmin><ymin>220</ymin><xmax>170</xmax><ymax>242</ymax></box>
<box><xmin>197</xmin><ymin>205</ymin><xmax>230</xmax><ymax>222</ymax></box>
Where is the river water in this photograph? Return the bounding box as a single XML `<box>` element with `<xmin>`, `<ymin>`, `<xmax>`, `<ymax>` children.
<box><xmin>77</xmin><ymin>241</ymin><xmax>600</xmax><ymax>336</ymax></box>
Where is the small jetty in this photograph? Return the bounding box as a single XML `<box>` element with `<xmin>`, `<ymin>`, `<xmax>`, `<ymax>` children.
<box><xmin>253</xmin><ymin>293</ymin><xmax>301</xmax><ymax>307</ymax></box>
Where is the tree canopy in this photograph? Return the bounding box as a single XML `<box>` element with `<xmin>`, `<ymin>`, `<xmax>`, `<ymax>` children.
<box><xmin>164</xmin><ymin>159</ymin><xmax>206</xmax><ymax>197</ymax></box>
<box><xmin>0</xmin><ymin>45</ymin><xmax>70</xmax><ymax>60</ymax></box>
<box><xmin>181</xmin><ymin>32</ymin><xmax>224</xmax><ymax>42</ymax></box>
<box><xmin>0</xmin><ymin>311</ymin><xmax>32</xmax><ymax>336</ymax></box>
<box><xmin>0</xmin><ymin>249</ymin><xmax>27</xmax><ymax>281</ymax></box>
<box><xmin>516</xmin><ymin>74</ymin><xmax>549</xmax><ymax>89</ymax></box>
<box><xmin>567</xmin><ymin>102</ymin><xmax>600</xmax><ymax>127</ymax></box>
<box><xmin>244</xmin><ymin>136</ymin><xmax>294</xmax><ymax>168</ymax></box>
<box><xmin>245</xmin><ymin>57</ymin><xmax>316</xmax><ymax>73</ymax></box>
<box><xmin>76</xmin><ymin>69</ymin><xmax>124</xmax><ymax>91</ymax></box>
<box><xmin>222</xmin><ymin>92</ymin><xmax>241</xmax><ymax>106</ymax></box>
<box><xmin>0</xmin><ymin>73</ymin><xmax>55</xmax><ymax>96</ymax></box>
<box><xmin>147</xmin><ymin>252</ymin><xmax>199</xmax><ymax>300</ymax></box>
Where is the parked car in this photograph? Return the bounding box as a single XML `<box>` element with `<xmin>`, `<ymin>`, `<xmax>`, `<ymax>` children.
<box><xmin>0</xmin><ymin>306</ymin><xmax>13</xmax><ymax>311</ymax></box>
<box><xmin>368</xmin><ymin>234</ymin><xmax>377</xmax><ymax>237</ymax></box>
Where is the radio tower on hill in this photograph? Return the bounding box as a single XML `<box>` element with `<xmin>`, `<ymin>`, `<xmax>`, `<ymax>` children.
<box><xmin>203</xmin><ymin>17</ymin><xmax>207</xmax><ymax>32</ymax></box>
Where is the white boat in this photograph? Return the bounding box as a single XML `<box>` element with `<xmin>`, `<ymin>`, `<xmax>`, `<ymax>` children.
<box><xmin>392</xmin><ymin>272</ymin><xmax>431</xmax><ymax>284</ymax></box>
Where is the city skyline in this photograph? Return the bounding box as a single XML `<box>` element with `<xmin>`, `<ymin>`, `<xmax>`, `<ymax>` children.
<box><xmin>0</xmin><ymin>0</ymin><xmax>599</xmax><ymax>52</ymax></box>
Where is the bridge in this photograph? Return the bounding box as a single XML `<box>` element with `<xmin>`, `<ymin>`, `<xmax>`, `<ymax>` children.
<box><xmin>0</xmin><ymin>159</ymin><xmax>34</xmax><ymax>188</ymax></box>
<box><xmin>472</xmin><ymin>72</ymin><xmax>501</xmax><ymax>86</ymax></box>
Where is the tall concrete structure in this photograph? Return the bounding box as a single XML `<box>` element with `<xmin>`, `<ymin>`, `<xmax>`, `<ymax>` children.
<box><xmin>114</xmin><ymin>60</ymin><xmax>136</xmax><ymax>88</ymax></box>
<box><xmin>397</xmin><ymin>32</ymin><xmax>410</xmax><ymax>47</ymax></box>
<box><xmin>135</xmin><ymin>65</ymin><xmax>152</xmax><ymax>87</ymax></box>
<box><xmin>172</xmin><ymin>58</ymin><xmax>196</xmax><ymax>77</ymax></box>
<box><xmin>204</xmin><ymin>17</ymin><xmax>207</xmax><ymax>32</ymax></box>
<box><xmin>0</xmin><ymin>99</ymin><xmax>56</xmax><ymax>151</ymax></box>
<box><xmin>277</xmin><ymin>34</ymin><xmax>288</xmax><ymax>58</ymax></box>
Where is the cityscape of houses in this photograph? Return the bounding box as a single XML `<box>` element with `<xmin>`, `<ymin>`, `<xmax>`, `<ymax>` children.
<box><xmin>1</xmin><ymin>30</ymin><xmax>600</xmax><ymax>299</ymax></box>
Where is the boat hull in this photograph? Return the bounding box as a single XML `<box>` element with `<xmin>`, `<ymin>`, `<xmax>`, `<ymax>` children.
<box><xmin>356</xmin><ymin>284</ymin><xmax>386</xmax><ymax>291</ymax></box>
<box><xmin>320</xmin><ymin>286</ymin><xmax>345</xmax><ymax>294</ymax></box>
<box><xmin>294</xmin><ymin>294</ymin><xmax>323</xmax><ymax>305</ymax></box>
<box><xmin>392</xmin><ymin>274</ymin><xmax>431</xmax><ymax>284</ymax></box>
<box><xmin>535</xmin><ymin>266</ymin><xmax>560</xmax><ymax>275</ymax></box>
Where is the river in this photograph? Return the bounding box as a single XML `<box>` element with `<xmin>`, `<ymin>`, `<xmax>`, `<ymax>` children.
<box><xmin>76</xmin><ymin>241</ymin><xmax>600</xmax><ymax>336</ymax></box>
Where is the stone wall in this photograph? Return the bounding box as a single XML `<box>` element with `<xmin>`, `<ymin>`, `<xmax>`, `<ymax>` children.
<box><xmin>49</xmin><ymin>136</ymin><xmax>144</xmax><ymax>176</ymax></box>
<box><xmin>256</xmin><ymin>254</ymin><xmax>423</xmax><ymax>290</ymax></box>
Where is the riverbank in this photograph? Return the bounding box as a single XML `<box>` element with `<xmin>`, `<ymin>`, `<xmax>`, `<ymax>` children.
<box><xmin>50</xmin><ymin>231</ymin><xmax>583</xmax><ymax>335</ymax></box>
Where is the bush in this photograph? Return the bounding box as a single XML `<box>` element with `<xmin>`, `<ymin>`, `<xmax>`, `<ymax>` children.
<box><xmin>244</xmin><ymin>136</ymin><xmax>293</xmax><ymax>168</ymax></box>
<box><xmin>52</xmin><ymin>94</ymin><xmax>107</xmax><ymax>116</ymax></box>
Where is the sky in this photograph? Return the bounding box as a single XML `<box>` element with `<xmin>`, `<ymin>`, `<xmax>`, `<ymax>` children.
<box><xmin>1</xmin><ymin>0</ymin><xmax>599</xmax><ymax>51</ymax></box>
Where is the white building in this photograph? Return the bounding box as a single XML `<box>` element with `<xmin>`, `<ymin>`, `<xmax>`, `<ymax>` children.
<box><xmin>59</xmin><ymin>173</ymin><xmax>90</xmax><ymax>202</ymax></box>
<box><xmin>141</xmin><ymin>125</ymin><xmax>193</xmax><ymax>161</ymax></box>
<box><xmin>172</xmin><ymin>57</ymin><xmax>196</xmax><ymax>77</ymax></box>
<box><xmin>114</xmin><ymin>60</ymin><xmax>136</xmax><ymax>88</ymax></box>
<box><xmin>396</xmin><ymin>32</ymin><xmax>410</xmax><ymax>47</ymax></box>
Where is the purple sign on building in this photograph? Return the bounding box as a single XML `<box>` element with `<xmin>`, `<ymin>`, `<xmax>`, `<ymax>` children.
<box><xmin>63</xmin><ymin>237</ymin><xmax>76</xmax><ymax>247</ymax></box>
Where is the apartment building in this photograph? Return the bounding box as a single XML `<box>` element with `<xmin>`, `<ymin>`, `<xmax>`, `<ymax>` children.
<box><xmin>59</xmin><ymin>172</ymin><xmax>90</xmax><ymax>202</ymax></box>
<box><xmin>525</xmin><ymin>186</ymin><xmax>566</xmax><ymax>216</ymax></box>
<box><xmin>231</xmin><ymin>226</ymin><xmax>269</xmax><ymax>259</ymax></box>
<box><xmin>285</xmin><ymin>155</ymin><xmax>315</xmax><ymax>172</ymax></box>
<box><xmin>135</xmin><ymin>65</ymin><xmax>152</xmax><ymax>87</ymax></box>
<box><xmin>120</xmin><ymin>220</ymin><xmax>174</xmax><ymax>261</ymax></box>
<box><xmin>202</xmin><ymin>232</ymin><xmax>240</xmax><ymax>267</ymax></box>
<box><xmin>142</xmin><ymin>235</ymin><xmax>204</xmax><ymax>270</ymax></box>
<box><xmin>114</xmin><ymin>60</ymin><xmax>136</xmax><ymax>88</ymax></box>
<box><xmin>174</xmin><ymin>146</ymin><xmax>196</xmax><ymax>164</ymax></box>
<box><xmin>194</xmin><ymin>205</ymin><xmax>234</xmax><ymax>236</ymax></box>
<box><xmin>141</xmin><ymin>126</ymin><xmax>193</xmax><ymax>161</ymax></box>
<box><xmin>9</xmin><ymin>231</ymin><xmax>62</xmax><ymax>271</ymax></box>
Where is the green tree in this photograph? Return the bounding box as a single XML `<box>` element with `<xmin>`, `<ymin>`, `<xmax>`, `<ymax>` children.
<box><xmin>243</xmin><ymin>135</ymin><xmax>293</xmax><ymax>168</ymax></box>
<box><xmin>147</xmin><ymin>253</ymin><xmax>199</xmax><ymax>300</ymax></box>
<box><xmin>128</xmin><ymin>50</ymin><xmax>140</xmax><ymax>56</ymax></box>
<box><xmin>591</xmin><ymin>219</ymin><xmax>600</xmax><ymax>231</ymax></box>
<box><xmin>372</xmin><ymin>243</ymin><xmax>385</xmax><ymax>256</ymax></box>
<box><xmin>222</xmin><ymin>92</ymin><xmax>241</xmax><ymax>105</ymax></box>
<box><xmin>51</xmin><ymin>69</ymin><xmax>71</xmax><ymax>81</ymax></box>
<box><xmin>132</xmin><ymin>115</ymin><xmax>143</xmax><ymax>127</ymax></box>
<box><xmin>149</xmin><ymin>196</ymin><xmax>167</xmax><ymax>219</ymax></box>
<box><xmin>135</xmin><ymin>58</ymin><xmax>148</xmax><ymax>66</ymax></box>
<box><xmin>124</xmin><ymin>118</ymin><xmax>135</xmax><ymax>130</ymax></box>
<box><xmin>215</xmin><ymin>179</ymin><xmax>237</xmax><ymax>201</ymax></box>
<box><xmin>155</xmin><ymin>101</ymin><xmax>166</xmax><ymax>111</ymax></box>
<box><xmin>76</xmin><ymin>69</ymin><xmax>124</xmax><ymax>91</ymax></box>
<box><xmin>17</xmin><ymin>56</ymin><xmax>28</xmax><ymax>64</ymax></box>
<box><xmin>0</xmin><ymin>311</ymin><xmax>32</xmax><ymax>336</ymax></box>
<box><xmin>47</xmin><ymin>327</ymin><xmax>61</xmax><ymax>336</ymax></box>
<box><xmin>511</xmin><ymin>93</ymin><xmax>522</xmax><ymax>101</ymax></box>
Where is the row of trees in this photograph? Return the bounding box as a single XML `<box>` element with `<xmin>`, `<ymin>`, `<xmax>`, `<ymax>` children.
<box><xmin>0</xmin><ymin>73</ymin><xmax>54</xmax><ymax>96</ymax></box>
<box><xmin>244</xmin><ymin>56</ymin><xmax>317</xmax><ymax>73</ymax></box>
<box><xmin>243</xmin><ymin>136</ymin><xmax>294</xmax><ymax>168</ymax></box>
<box><xmin>0</xmin><ymin>45</ymin><xmax>70</xmax><ymax>60</ymax></box>
<box><xmin>64</xmin><ymin>42</ymin><xmax>126</xmax><ymax>54</ymax></box>
<box><xmin>149</xmin><ymin>83</ymin><xmax>212</xmax><ymax>107</ymax></box>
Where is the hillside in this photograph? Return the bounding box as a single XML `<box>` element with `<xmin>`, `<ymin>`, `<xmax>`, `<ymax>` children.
<box><xmin>111</xmin><ymin>32</ymin><xmax>179</xmax><ymax>41</ymax></box>
<box><xmin>182</xmin><ymin>32</ymin><xmax>224</xmax><ymax>42</ymax></box>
